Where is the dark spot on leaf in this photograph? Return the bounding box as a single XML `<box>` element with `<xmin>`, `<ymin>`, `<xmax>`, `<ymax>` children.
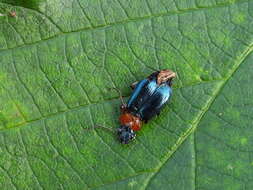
<box><xmin>1</xmin><ymin>0</ymin><xmax>45</xmax><ymax>10</ymax></box>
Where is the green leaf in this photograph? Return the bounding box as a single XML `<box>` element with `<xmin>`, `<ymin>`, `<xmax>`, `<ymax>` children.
<box><xmin>0</xmin><ymin>0</ymin><xmax>253</xmax><ymax>189</ymax></box>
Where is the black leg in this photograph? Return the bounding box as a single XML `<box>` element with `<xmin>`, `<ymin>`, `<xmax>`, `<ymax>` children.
<box><xmin>130</xmin><ymin>81</ymin><xmax>138</xmax><ymax>90</ymax></box>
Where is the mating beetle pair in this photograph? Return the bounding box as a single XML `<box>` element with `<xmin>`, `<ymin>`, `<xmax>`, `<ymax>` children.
<box><xmin>116</xmin><ymin>69</ymin><xmax>176</xmax><ymax>144</ymax></box>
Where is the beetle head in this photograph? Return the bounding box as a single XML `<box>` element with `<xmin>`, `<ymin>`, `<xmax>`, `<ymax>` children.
<box><xmin>117</xmin><ymin>125</ymin><xmax>136</xmax><ymax>144</ymax></box>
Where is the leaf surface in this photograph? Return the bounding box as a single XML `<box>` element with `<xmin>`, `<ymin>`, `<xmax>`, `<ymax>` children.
<box><xmin>0</xmin><ymin>0</ymin><xmax>253</xmax><ymax>189</ymax></box>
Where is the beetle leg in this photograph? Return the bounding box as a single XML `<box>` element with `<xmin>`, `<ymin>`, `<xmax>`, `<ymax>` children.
<box><xmin>144</xmin><ymin>119</ymin><xmax>148</xmax><ymax>124</ymax></box>
<box><xmin>120</xmin><ymin>103</ymin><xmax>127</xmax><ymax>113</ymax></box>
<box><xmin>130</xmin><ymin>81</ymin><xmax>138</xmax><ymax>89</ymax></box>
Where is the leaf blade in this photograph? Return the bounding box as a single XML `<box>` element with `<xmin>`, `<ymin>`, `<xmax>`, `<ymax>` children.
<box><xmin>1</xmin><ymin>0</ymin><xmax>253</xmax><ymax>189</ymax></box>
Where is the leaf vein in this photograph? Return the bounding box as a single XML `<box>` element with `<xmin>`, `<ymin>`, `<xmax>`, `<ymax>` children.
<box><xmin>141</xmin><ymin>42</ymin><xmax>253</xmax><ymax>190</ymax></box>
<box><xmin>0</xmin><ymin>0</ymin><xmax>249</xmax><ymax>53</ymax></box>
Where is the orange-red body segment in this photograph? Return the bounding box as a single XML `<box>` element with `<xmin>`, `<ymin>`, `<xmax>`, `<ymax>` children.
<box><xmin>119</xmin><ymin>113</ymin><xmax>142</xmax><ymax>131</ymax></box>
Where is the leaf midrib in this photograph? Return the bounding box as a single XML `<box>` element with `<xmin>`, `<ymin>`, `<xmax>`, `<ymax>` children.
<box><xmin>0</xmin><ymin>79</ymin><xmax>224</xmax><ymax>132</ymax></box>
<box><xmin>89</xmin><ymin>41</ymin><xmax>253</xmax><ymax>190</ymax></box>
<box><xmin>0</xmin><ymin>0</ymin><xmax>248</xmax><ymax>53</ymax></box>
<box><xmin>0</xmin><ymin>1</ymin><xmax>252</xmax><ymax>188</ymax></box>
<box><xmin>140</xmin><ymin>43</ymin><xmax>253</xmax><ymax>190</ymax></box>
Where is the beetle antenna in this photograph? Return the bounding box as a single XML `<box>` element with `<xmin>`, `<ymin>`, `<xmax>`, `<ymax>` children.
<box><xmin>108</xmin><ymin>87</ymin><xmax>125</xmax><ymax>106</ymax></box>
<box><xmin>93</xmin><ymin>125</ymin><xmax>115</xmax><ymax>133</ymax></box>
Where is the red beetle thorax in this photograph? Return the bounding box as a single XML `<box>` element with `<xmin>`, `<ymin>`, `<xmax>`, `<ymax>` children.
<box><xmin>119</xmin><ymin>113</ymin><xmax>142</xmax><ymax>131</ymax></box>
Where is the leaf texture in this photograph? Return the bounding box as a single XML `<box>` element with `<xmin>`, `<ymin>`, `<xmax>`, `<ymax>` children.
<box><xmin>0</xmin><ymin>0</ymin><xmax>253</xmax><ymax>189</ymax></box>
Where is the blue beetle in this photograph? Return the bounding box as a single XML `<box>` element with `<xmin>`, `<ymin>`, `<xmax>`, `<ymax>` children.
<box><xmin>118</xmin><ymin>69</ymin><xmax>176</xmax><ymax>144</ymax></box>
